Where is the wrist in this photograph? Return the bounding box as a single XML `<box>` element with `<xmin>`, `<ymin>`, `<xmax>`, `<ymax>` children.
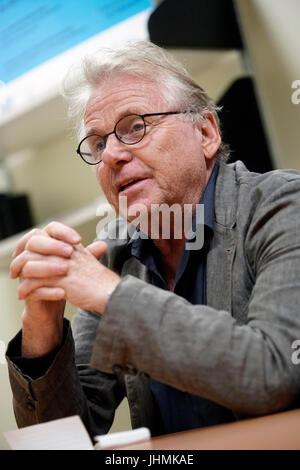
<box><xmin>21</xmin><ymin>319</ymin><xmax>63</xmax><ymax>357</ymax></box>
<box><xmin>92</xmin><ymin>276</ymin><xmax>121</xmax><ymax>314</ymax></box>
<box><xmin>21</xmin><ymin>302</ymin><xmax>65</xmax><ymax>357</ymax></box>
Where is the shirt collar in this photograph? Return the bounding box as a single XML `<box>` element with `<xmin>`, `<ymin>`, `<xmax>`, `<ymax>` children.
<box><xmin>199</xmin><ymin>162</ymin><xmax>218</xmax><ymax>231</ymax></box>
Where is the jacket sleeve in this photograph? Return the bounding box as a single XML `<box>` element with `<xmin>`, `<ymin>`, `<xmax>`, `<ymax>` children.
<box><xmin>6</xmin><ymin>309</ymin><xmax>126</xmax><ymax>438</ymax></box>
<box><xmin>89</xmin><ymin>177</ymin><xmax>300</xmax><ymax>416</ymax></box>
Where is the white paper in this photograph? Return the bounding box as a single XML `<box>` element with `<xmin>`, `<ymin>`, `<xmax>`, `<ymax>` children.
<box><xmin>3</xmin><ymin>415</ymin><xmax>94</xmax><ymax>450</ymax></box>
<box><xmin>94</xmin><ymin>427</ymin><xmax>151</xmax><ymax>449</ymax></box>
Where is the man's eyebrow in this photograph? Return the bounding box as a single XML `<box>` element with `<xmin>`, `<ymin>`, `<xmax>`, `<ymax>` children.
<box><xmin>85</xmin><ymin>127</ymin><xmax>102</xmax><ymax>136</ymax></box>
<box><xmin>84</xmin><ymin>109</ymin><xmax>145</xmax><ymax>137</ymax></box>
<box><xmin>122</xmin><ymin>108</ymin><xmax>143</xmax><ymax>116</ymax></box>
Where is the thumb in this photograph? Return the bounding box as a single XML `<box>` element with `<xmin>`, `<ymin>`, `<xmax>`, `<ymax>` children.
<box><xmin>86</xmin><ymin>240</ymin><xmax>108</xmax><ymax>259</ymax></box>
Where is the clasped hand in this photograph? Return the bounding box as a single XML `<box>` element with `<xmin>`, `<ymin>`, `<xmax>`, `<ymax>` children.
<box><xmin>10</xmin><ymin>221</ymin><xmax>121</xmax><ymax>314</ymax></box>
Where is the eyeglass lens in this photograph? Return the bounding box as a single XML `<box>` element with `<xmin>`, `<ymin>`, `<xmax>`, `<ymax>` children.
<box><xmin>79</xmin><ymin>114</ymin><xmax>146</xmax><ymax>164</ymax></box>
<box><xmin>116</xmin><ymin>114</ymin><xmax>145</xmax><ymax>143</ymax></box>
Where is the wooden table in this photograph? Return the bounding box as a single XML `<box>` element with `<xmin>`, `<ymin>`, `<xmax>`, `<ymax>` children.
<box><xmin>112</xmin><ymin>408</ymin><xmax>300</xmax><ymax>450</ymax></box>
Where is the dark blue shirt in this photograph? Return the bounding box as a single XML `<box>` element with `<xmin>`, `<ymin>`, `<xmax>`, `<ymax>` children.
<box><xmin>128</xmin><ymin>164</ymin><xmax>235</xmax><ymax>434</ymax></box>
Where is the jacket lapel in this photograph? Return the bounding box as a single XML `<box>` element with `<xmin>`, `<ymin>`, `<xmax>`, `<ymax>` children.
<box><xmin>122</xmin><ymin>162</ymin><xmax>240</xmax><ymax>432</ymax></box>
<box><xmin>206</xmin><ymin>163</ymin><xmax>238</xmax><ymax>312</ymax></box>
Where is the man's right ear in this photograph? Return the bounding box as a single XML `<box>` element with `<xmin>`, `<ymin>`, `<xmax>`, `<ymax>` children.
<box><xmin>198</xmin><ymin>112</ymin><xmax>221</xmax><ymax>160</ymax></box>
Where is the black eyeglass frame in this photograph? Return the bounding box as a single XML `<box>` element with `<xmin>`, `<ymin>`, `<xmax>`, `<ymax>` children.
<box><xmin>76</xmin><ymin>111</ymin><xmax>188</xmax><ymax>165</ymax></box>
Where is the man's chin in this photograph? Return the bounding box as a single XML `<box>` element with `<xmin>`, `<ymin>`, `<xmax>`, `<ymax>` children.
<box><xmin>117</xmin><ymin>198</ymin><xmax>150</xmax><ymax>232</ymax></box>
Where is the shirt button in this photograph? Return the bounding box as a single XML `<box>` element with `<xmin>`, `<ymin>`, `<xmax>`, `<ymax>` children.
<box><xmin>112</xmin><ymin>364</ymin><xmax>123</xmax><ymax>375</ymax></box>
<box><xmin>26</xmin><ymin>401</ymin><xmax>35</xmax><ymax>411</ymax></box>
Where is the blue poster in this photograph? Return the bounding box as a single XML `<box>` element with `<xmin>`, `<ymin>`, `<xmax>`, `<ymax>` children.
<box><xmin>0</xmin><ymin>0</ymin><xmax>152</xmax><ymax>83</ymax></box>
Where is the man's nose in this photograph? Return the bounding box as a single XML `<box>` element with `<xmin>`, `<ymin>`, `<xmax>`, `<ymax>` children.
<box><xmin>101</xmin><ymin>134</ymin><xmax>133</xmax><ymax>167</ymax></box>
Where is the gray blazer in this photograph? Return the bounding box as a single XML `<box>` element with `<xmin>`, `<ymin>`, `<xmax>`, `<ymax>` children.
<box><xmin>6</xmin><ymin>161</ymin><xmax>300</xmax><ymax>438</ymax></box>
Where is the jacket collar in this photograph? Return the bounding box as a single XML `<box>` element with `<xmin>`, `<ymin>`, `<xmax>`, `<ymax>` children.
<box><xmin>213</xmin><ymin>161</ymin><xmax>241</xmax><ymax>230</ymax></box>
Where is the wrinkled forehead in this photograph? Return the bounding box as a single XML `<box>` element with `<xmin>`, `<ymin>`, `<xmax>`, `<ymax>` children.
<box><xmin>87</xmin><ymin>73</ymin><xmax>167</xmax><ymax>110</ymax></box>
<box><xmin>83</xmin><ymin>73</ymin><xmax>168</xmax><ymax>131</ymax></box>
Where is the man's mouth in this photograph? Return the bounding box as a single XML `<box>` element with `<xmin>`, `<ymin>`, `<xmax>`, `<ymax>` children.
<box><xmin>119</xmin><ymin>178</ymin><xmax>146</xmax><ymax>193</ymax></box>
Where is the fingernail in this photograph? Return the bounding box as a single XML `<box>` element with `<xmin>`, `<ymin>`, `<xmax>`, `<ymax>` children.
<box><xmin>63</xmin><ymin>245</ymin><xmax>73</xmax><ymax>256</ymax></box>
<box><xmin>58</xmin><ymin>263</ymin><xmax>68</xmax><ymax>273</ymax></box>
<box><xmin>71</xmin><ymin>235</ymin><xmax>81</xmax><ymax>244</ymax></box>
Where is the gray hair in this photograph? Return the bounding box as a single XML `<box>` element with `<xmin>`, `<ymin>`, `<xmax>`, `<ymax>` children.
<box><xmin>62</xmin><ymin>40</ymin><xmax>230</xmax><ymax>162</ymax></box>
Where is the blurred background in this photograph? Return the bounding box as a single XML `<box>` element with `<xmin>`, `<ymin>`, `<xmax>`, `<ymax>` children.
<box><xmin>0</xmin><ymin>0</ymin><xmax>299</xmax><ymax>449</ymax></box>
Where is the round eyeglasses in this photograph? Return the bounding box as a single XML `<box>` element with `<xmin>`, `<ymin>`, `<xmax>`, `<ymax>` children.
<box><xmin>76</xmin><ymin>111</ymin><xmax>187</xmax><ymax>165</ymax></box>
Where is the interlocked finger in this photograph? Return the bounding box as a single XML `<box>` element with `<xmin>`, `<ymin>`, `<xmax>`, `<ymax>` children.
<box><xmin>10</xmin><ymin>251</ymin><xmax>69</xmax><ymax>279</ymax></box>
<box><xmin>12</xmin><ymin>228</ymin><xmax>48</xmax><ymax>259</ymax></box>
<box><xmin>43</xmin><ymin>221</ymin><xmax>81</xmax><ymax>245</ymax></box>
<box><xmin>18</xmin><ymin>276</ymin><xmax>61</xmax><ymax>300</ymax></box>
<box><xmin>25</xmin><ymin>235</ymin><xmax>73</xmax><ymax>258</ymax></box>
<box><xmin>23</xmin><ymin>287</ymin><xmax>66</xmax><ymax>302</ymax></box>
<box><xmin>22</xmin><ymin>260</ymin><xmax>69</xmax><ymax>278</ymax></box>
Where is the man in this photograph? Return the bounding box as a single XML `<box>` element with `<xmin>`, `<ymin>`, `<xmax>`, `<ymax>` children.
<box><xmin>6</xmin><ymin>41</ymin><xmax>300</xmax><ymax>439</ymax></box>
